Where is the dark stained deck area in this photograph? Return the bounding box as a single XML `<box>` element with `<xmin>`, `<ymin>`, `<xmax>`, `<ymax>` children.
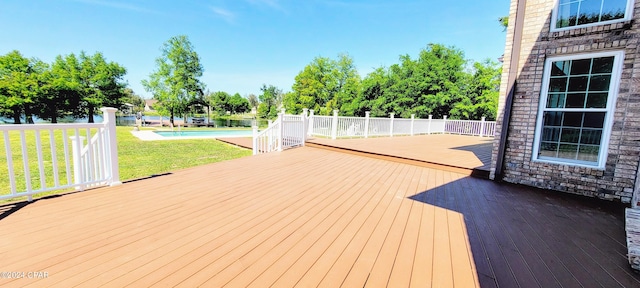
<box><xmin>0</xmin><ymin>136</ymin><xmax>638</xmax><ymax>287</ymax></box>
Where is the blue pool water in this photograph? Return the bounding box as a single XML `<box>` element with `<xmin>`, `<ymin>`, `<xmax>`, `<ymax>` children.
<box><xmin>154</xmin><ymin>130</ymin><xmax>253</xmax><ymax>138</ymax></box>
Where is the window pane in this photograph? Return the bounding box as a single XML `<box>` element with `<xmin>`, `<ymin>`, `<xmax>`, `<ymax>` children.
<box><xmin>571</xmin><ymin>59</ymin><xmax>592</xmax><ymax>75</ymax></box>
<box><xmin>578</xmin><ymin>0</ymin><xmax>604</xmax><ymax>25</ymax></box>
<box><xmin>589</xmin><ymin>75</ymin><xmax>611</xmax><ymax>91</ymax></box>
<box><xmin>586</xmin><ymin>93</ymin><xmax>608</xmax><ymax>108</ymax></box>
<box><xmin>580</xmin><ymin>129</ymin><xmax>602</xmax><ymax>144</ymax></box>
<box><xmin>547</xmin><ymin>93</ymin><xmax>566</xmax><ymax>108</ymax></box>
<box><xmin>577</xmin><ymin>145</ymin><xmax>600</xmax><ymax>162</ymax></box>
<box><xmin>565</xmin><ymin>93</ymin><xmax>586</xmax><ymax>108</ymax></box>
<box><xmin>560</xmin><ymin>128</ymin><xmax>581</xmax><ymax>143</ymax></box>
<box><xmin>558</xmin><ymin>143</ymin><xmax>579</xmax><ymax>159</ymax></box>
<box><xmin>544</xmin><ymin>111</ymin><xmax>563</xmax><ymax>126</ymax></box>
<box><xmin>592</xmin><ymin>57</ymin><xmax>614</xmax><ymax>73</ymax></box>
<box><xmin>568</xmin><ymin>76</ymin><xmax>589</xmax><ymax>91</ymax></box>
<box><xmin>542</xmin><ymin>127</ymin><xmax>561</xmax><ymax>141</ymax></box>
<box><xmin>549</xmin><ymin>78</ymin><xmax>568</xmax><ymax>92</ymax></box>
<box><xmin>601</xmin><ymin>0</ymin><xmax>627</xmax><ymax>21</ymax></box>
<box><xmin>551</xmin><ymin>60</ymin><xmax>571</xmax><ymax>76</ymax></box>
<box><xmin>557</xmin><ymin>2</ymin><xmax>580</xmax><ymax>27</ymax></box>
<box><xmin>539</xmin><ymin>142</ymin><xmax>558</xmax><ymax>158</ymax></box>
<box><xmin>583</xmin><ymin>112</ymin><xmax>605</xmax><ymax>128</ymax></box>
<box><xmin>563</xmin><ymin>112</ymin><xmax>584</xmax><ymax>127</ymax></box>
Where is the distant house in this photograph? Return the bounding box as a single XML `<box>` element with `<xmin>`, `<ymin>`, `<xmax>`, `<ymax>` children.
<box><xmin>144</xmin><ymin>99</ymin><xmax>158</xmax><ymax>112</ymax></box>
<box><xmin>491</xmin><ymin>0</ymin><xmax>640</xmax><ymax>206</ymax></box>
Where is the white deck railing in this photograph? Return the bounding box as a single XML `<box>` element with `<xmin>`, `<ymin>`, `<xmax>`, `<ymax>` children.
<box><xmin>1</xmin><ymin>107</ymin><xmax>121</xmax><ymax>201</ymax></box>
<box><xmin>252</xmin><ymin>109</ymin><xmax>308</xmax><ymax>155</ymax></box>
<box><xmin>307</xmin><ymin>110</ymin><xmax>495</xmax><ymax>139</ymax></box>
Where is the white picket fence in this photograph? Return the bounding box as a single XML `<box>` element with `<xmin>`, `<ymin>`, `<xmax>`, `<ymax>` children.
<box><xmin>252</xmin><ymin>109</ymin><xmax>309</xmax><ymax>155</ymax></box>
<box><xmin>308</xmin><ymin>110</ymin><xmax>495</xmax><ymax>139</ymax></box>
<box><xmin>0</xmin><ymin>107</ymin><xmax>121</xmax><ymax>201</ymax></box>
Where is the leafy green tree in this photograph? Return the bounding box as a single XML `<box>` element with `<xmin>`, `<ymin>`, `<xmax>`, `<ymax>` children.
<box><xmin>0</xmin><ymin>50</ymin><xmax>41</xmax><ymax>124</ymax></box>
<box><xmin>122</xmin><ymin>88</ymin><xmax>145</xmax><ymax>113</ymax></box>
<box><xmin>451</xmin><ymin>60</ymin><xmax>501</xmax><ymax>120</ymax></box>
<box><xmin>142</xmin><ymin>35</ymin><xmax>205</xmax><ymax>125</ymax></box>
<box><xmin>499</xmin><ymin>16</ymin><xmax>509</xmax><ymax>31</ymax></box>
<box><xmin>209</xmin><ymin>91</ymin><xmax>231</xmax><ymax>113</ymax></box>
<box><xmin>76</xmin><ymin>51</ymin><xmax>127</xmax><ymax>123</ymax></box>
<box><xmin>288</xmin><ymin>54</ymin><xmax>360</xmax><ymax>115</ymax></box>
<box><xmin>36</xmin><ymin>54</ymin><xmax>82</xmax><ymax>123</ymax></box>
<box><xmin>229</xmin><ymin>93</ymin><xmax>250</xmax><ymax>114</ymax></box>
<box><xmin>259</xmin><ymin>84</ymin><xmax>282</xmax><ymax>118</ymax></box>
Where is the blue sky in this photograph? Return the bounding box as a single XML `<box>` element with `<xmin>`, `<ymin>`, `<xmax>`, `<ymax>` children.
<box><xmin>0</xmin><ymin>0</ymin><xmax>509</xmax><ymax>99</ymax></box>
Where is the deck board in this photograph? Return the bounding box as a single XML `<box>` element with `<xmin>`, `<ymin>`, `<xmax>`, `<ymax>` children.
<box><xmin>1</xmin><ymin>135</ymin><xmax>639</xmax><ymax>287</ymax></box>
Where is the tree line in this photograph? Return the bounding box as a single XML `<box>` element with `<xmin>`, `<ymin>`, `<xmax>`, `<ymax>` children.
<box><xmin>283</xmin><ymin>44</ymin><xmax>501</xmax><ymax>120</ymax></box>
<box><xmin>2</xmin><ymin>36</ymin><xmax>501</xmax><ymax>125</ymax></box>
<box><xmin>0</xmin><ymin>50</ymin><xmax>129</xmax><ymax>123</ymax></box>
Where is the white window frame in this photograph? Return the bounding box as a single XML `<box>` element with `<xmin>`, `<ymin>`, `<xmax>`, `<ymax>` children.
<box><xmin>551</xmin><ymin>0</ymin><xmax>636</xmax><ymax>32</ymax></box>
<box><xmin>532</xmin><ymin>51</ymin><xmax>624</xmax><ymax>169</ymax></box>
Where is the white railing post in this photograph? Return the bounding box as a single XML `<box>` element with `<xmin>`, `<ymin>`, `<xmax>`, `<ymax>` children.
<box><xmin>443</xmin><ymin>115</ymin><xmax>448</xmax><ymax>134</ymax></box>
<box><xmin>364</xmin><ymin>111</ymin><xmax>370</xmax><ymax>138</ymax></box>
<box><xmin>278</xmin><ymin>113</ymin><xmax>284</xmax><ymax>151</ymax></box>
<box><xmin>410</xmin><ymin>114</ymin><xmax>415</xmax><ymax>136</ymax></box>
<box><xmin>389</xmin><ymin>113</ymin><xmax>395</xmax><ymax>137</ymax></box>
<box><xmin>307</xmin><ymin>109</ymin><xmax>314</xmax><ymax>137</ymax></box>
<box><xmin>101</xmin><ymin>107</ymin><xmax>121</xmax><ymax>186</ymax></box>
<box><xmin>301</xmin><ymin>108</ymin><xmax>308</xmax><ymax>145</ymax></box>
<box><xmin>281</xmin><ymin>108</ymin><xmax>286</xmax><ymax>115</ymax></box>
<box><xmin>252</xmin><ymin>126</ymin><xmax>258</xmax><ymax>155</ymax></box>
<box><xmin>428</xmin><ymin>115</ymin><xmax>432</xmax><ymax>134</ymax></box>
<box><xmin>70</xmin><ymin>135</ymin><xmax>86</xmax><ymax>190</ymax></box>
<box><xmin>480</xmin><ymin>117</ymin><xmax>486</xmax><ymax>137</ymax></box>
<box><xmin>331</xmin><ymin>110</ymin><xmax>338</xmax><ymax>140</ymax></box>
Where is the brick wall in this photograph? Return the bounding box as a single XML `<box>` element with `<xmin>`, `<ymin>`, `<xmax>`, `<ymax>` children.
<box><xmin>491</xmin><ymin>0</ymin><xmax>640</xmax><ymax>203</ymax></box>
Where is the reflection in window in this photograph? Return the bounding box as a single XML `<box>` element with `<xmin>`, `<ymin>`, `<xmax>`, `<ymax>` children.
<box><xmin>535</xmin><ymin>53</ymin><xmax>620</xmax><ymax>167</ymax></box>
<box><xmin>555</xmin><ymin>0</ymin><xmax>630</xmax><ymax>29</ymax></box>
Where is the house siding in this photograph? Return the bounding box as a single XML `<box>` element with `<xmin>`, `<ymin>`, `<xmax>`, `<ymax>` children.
<box><xmin>491</xmin><ymin>0</ymin><xmax>640</xmax><ymax>203</ymax></box>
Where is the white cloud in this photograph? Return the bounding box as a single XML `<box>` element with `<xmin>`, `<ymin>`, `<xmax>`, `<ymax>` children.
<box><xmin>210</xmin><ymin>6</ymin><xmax>236</xmax><ymax>23</ymax></box>
<box><xmin>71</xmin><ymin>0</ymin><xmax>160</xmax><ymax>14</ymax></box>
<box><xmin>245</xmin><ymin>0</ymin><xmax>286</xmax><ymax>13</ymax></box>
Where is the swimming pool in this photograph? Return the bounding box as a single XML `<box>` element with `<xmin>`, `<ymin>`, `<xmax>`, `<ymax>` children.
<box><xmin>153</xmin><ymin>130</ymin><xmax>253</xmax><ymax>138</ymax></box>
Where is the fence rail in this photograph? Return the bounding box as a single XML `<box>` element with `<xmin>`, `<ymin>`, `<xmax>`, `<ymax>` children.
<box><xmin>306</xmin><ymin>110</ymin><xmax>495</xmax><ymax>139</ymax></box>
<box><xmin>0</xmin><ymin>107</ymin><xmax>121</xmax><ymax>201</ymax></box>
<box><xmin>253</xmin><ymin>110</ymin><xmax>308</xmax><ymax>155</ymax></box>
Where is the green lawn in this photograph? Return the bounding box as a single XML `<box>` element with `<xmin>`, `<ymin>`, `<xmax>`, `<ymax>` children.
<box><xmin>0</xmin><ymin>126</ymin><xmax>251</xmax><ymax>202</ymax></box>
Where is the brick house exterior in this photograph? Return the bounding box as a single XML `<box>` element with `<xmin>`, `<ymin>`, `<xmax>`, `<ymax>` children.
<box><xmin>491</xmin><ymin>0</ymin><xmax>640</xmax><ymax>205</ymax></box>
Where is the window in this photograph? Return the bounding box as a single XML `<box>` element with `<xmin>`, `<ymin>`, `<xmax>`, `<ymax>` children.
<box><xmin>533</xmin><ymin>51</ymin><xmax>623</xmax><ymax>168</ymax></box>
<box><xmin>552</xmin><ymin>0</ymin><xmax>635</xmax><ymax>31</ymax></box>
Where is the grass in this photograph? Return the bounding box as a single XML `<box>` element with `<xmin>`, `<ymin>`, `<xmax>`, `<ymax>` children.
<box><xmin>0</xmin><ymin>126</ymin><xmax>252</xmax><ymax>203</ymax></box>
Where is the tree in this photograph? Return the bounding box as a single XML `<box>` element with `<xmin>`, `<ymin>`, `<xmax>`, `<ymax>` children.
<box><xmin>499</xmin><ymin>16</ymin><xmax>509</xmax><ymax>31</ymax></box>
<box><xmin>229</xmin><ymin>93</ymin><xmax>250</xmax><ymax>114</ymax></box>
<box><xmin>37</xmin><ymin>54</ymin><xmax>82</xmax><ymax>123</ymax></box>
<box><xmin>259</xmin><ymin>84</ymin><xmax>282</xmax><ymax>118</ymax></box>
<box><xmin>247</xmin><ymin>93</ymin><xmax>259</xmax><ymax>108</ymax></box>
<box><xmin>0</xmin><ymin>51</ymin><xmax>41</xmax><ymax>124</ymax></box>
<box><xmin>142</xmin><ymin>35</ymin><xmax>205</xmax><ymax>125</ymax></box>
<box><xmin>209</xmin><ymin>91</ymin><xmax>231</xmax><ymax>113</ymax></box>
<box><xmin>122</xmin><ymin>88</ymin><xmax>145</xmax><ymax>113</ymax></box>
<box><xmin>76</xmin><ymin>51</ymin><xmax>127</xmax><ymax>123</ymax></box>
<box><xmin>288</xmin><ymin>54</ymin><xmax>360</xmax><ymax>115</ymax></box>
<box><xmin>451</xmin><ymin>60</ymin><xmax>501</xmax><ymax>120</ymax></box>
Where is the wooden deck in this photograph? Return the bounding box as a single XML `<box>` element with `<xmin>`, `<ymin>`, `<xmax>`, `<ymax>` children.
<box><xmin>1</xmin><ymin>140</ymin><xmax>639</xmax><ymax>287</ymax></box>
<box><xmin>219</xmin><ymin>134</ymin><xmax>493</xmax><ymax>177</ymax></box>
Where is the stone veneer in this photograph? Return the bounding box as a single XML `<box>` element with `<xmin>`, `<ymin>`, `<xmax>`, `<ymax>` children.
<box><xmin>490</xmin><ymin>0</ymin><xmax>640</xmax><ymax>203</ymax></box>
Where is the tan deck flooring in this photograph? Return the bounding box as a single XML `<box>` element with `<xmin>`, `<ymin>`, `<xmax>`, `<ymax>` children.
<box><xmin>308</xmin><ymin>134</ymin><xmax>492</xmax><ymax>171</ymax></box>
<box><xmin>0</xmin><ymin>147</ymin><xmax>478</xmax><ymax>287</ymax></box>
